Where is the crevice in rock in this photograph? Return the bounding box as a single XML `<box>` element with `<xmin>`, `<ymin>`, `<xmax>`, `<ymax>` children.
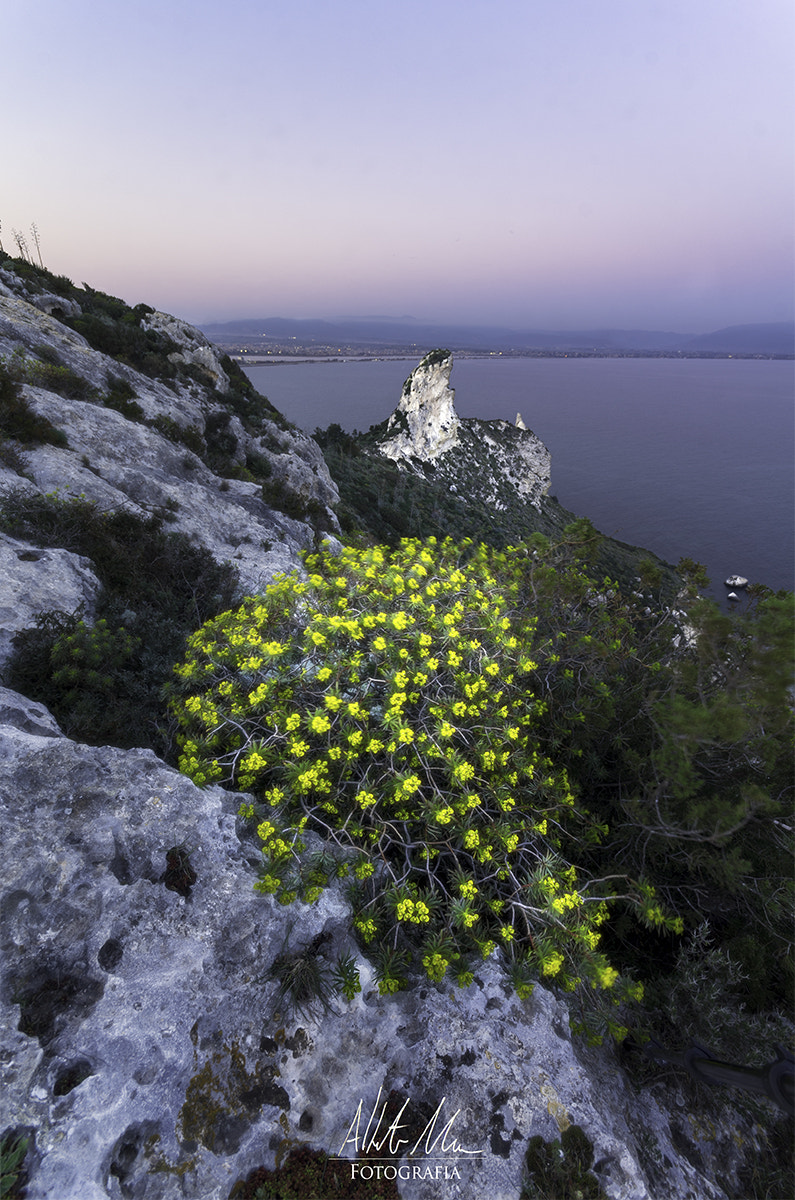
<box><xmin>97</xmin><ymin>938</ymin><xmax>123</xmax><ymax>972</ymax></box>
<box><xmin>53</xmin><ymin>1057</ymin><xmax>94</xmax><ymax>1096</ymax></box>
<box><xmin>162</xmin><ymin>845</ymin><xmax>197</xmax><ymax>898</ymax></box>
<box><xmin>107</xmin><ymin>1120</ymin><xmax>161</xmax><ymax>1199</ymax></box>
<box><xmin>108</xmin><ymin>840</ymin><xmax>133</xmax><ymax>885</ymax></box>
<box><xmin>12</xmin><ymin>964</ymin><xmax>104</xmax><ymax>1048</ymax></box>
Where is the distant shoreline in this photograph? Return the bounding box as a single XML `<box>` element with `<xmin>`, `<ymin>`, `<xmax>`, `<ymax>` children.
<box><xmin>227</xmin><ymin>349</ymin><xmax>794</xmax><ymax>364</ymax></box>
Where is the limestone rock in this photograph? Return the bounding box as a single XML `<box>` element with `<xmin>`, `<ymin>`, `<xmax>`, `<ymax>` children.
<box><xmin>0</xmin><ymin>700</ymin><xmax>757</xmax><ymax>1200</ymax></box>
<box><xmin>0</xmin><ymin>530</ymin><xmax>101</xmax><ymax>678</ymax></box>
<box><xmin>140</xmin><ymin>310</ymin><xmax>231</xmax><ymax>392</ymax></box>
<box><xmin>373</xmin><ymin>352</ymin><xmax>551</xmax><ymax>510</ymax></box>
<box><xmin>0</xmin><ymin>686</ymin><xmax>64</xmax><ymax>737</ymax></box>
<box><xmin>0</xmin><ymin>271</ymin><xmax>339</xmax><ymax>606</ymax></box>
<box><xmin>255</xmin><ymin>418</ymin><xmax>341</xmax><ymax>513</ymax></box>
<box><xmin>380</xmin><ymin>350</ymin><xmax>460</xmax><ymax>462</ymax></box>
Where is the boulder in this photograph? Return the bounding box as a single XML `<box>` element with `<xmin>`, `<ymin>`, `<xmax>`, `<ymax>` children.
<box><xmin>0</xmin><ymin>698</ymin><xmax>755</xmax><ymax>1200</ymax></box>
<box><xmin>0</xmin><ymin>531</ymin><xmax>101</xmax><ymax>679</ymax></box>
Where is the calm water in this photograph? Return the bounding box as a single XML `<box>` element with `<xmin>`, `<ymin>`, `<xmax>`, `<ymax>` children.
<box><xmin>244</xmin><ymin>357</ymin><xmax>794</xmax><ymax>596</ymax></box>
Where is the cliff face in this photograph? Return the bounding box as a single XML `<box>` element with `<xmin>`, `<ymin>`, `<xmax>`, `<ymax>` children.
<box><xmin>0</xmin><ymin>270</ymin><xmax>768</xmax><ymax>1200</ymax></box>
<box><xmin>374</xmin><ymin>350</ymin><xmax>551</xmax><ymax>511</ymax></box>
<box><xmin>380</xmin><ymin>350</ymin><xmax>461</xmax><ymax>461</ymax></box>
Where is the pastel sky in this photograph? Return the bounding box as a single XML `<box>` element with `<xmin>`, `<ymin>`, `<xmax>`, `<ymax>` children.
<box><xmin>3</xmin><ymin>0</ymin><xmax>793</xmax><ymax>332</ymax></box>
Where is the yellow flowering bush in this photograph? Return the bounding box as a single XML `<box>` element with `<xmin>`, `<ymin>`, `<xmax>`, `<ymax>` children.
<box><xmin>171</xmin><ymin>536</ymin><xmax>680</xmax><ymax>1019</ymax></box>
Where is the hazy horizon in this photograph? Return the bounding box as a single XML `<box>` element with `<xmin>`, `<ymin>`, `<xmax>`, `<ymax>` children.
<box><xmin>4</xmin><ymin>0</ymin><xmax>793</xmax><ymax>334</ymax></box>
<box><xmin>201</xmin><ymin>313</ymin><xmax>794</xmax><ymax>338</ymax></box>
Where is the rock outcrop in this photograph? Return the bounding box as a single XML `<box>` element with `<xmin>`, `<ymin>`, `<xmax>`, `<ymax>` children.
<box><xmin>0</xmin><ymin>691</ymin><xmax>760</xmax><ymax>1200</ymax></box>
<box><xmin>380</xmin><ymin>350</ymin><xmax>461</xmax><ymax>461</ymax></box>
<box><xmin>0</xmin><ymin>531</ymin><xmax>101</xmax><ymax>674</ymax></box>
<box><xmin>374</xmin><ymin>351</ymin><xmax>551</xmax><ymax>511</ymax></box>
<box><xmin>0</xmin><ymin>264</ymin><xmax>341</xmax><ymax>609</ymax></box>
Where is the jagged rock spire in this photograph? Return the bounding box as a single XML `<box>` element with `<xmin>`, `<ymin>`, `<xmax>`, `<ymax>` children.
<box><xmin>380</xmin><ymin>349</ymin><xmax>460</xmax><ymax>462</ymax></box>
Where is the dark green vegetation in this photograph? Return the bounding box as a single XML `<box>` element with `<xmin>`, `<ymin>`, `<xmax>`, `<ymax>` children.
<box><xmin>0</xmin><ymin>1130</ymin><xmax>29</xmax><ymax>1200</ymax></box>
<box><xmin>522</xmin><ymin>1125</ymin><xmax>607</xmax><ymax>1200</ymax></box>
<box><xmin>0</xmin><ymin>357</ymin><xmax>69</xmax><ymax>471</ymax></box>
<box><xmin>1</xmin><ymin>489</ymin><xmax>238</xmax><ymax>758</ymax></box>
<box><xmin>314</xmin><ymin>422</ymin><xmax>680</xmax><ymax>601</ymax></box>
<box><xmin>268</xmin><ymin>933</ymin><xmax>361</xmax><ymax>1019</ymax></box>
<box><xmin>229</xmin><ymin>1146</ymin><xmax>399</xmax><ymax>1199</ymax></box>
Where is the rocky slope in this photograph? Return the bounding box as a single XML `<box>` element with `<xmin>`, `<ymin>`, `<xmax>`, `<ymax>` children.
<box><xmin>0</xmin><ymin>261</ymin><xmax>340</xmax><ymax>619</ymax></box>
<box><xmin>1</xmin><ymin>688</ymin><xmax>760</xmax><ymax>1200</ymax></box>
<box><xmin>0</xmin><ymin>261</ymin><xmax>781</xmax><ymax>1199</ymax></box>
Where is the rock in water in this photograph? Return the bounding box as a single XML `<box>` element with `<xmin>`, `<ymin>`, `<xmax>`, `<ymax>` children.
<box><xmin>380</xmin><ymin>349</ymin><xmax>460</xmax><ymax>462</ymax></box>
<box><xmin>374</xmin><ymin>350</ymin><xmax>552</xmax><ymax>510</ymax></box>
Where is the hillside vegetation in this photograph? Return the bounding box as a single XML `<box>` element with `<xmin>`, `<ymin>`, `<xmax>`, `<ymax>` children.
<box><xmin>1</xmin><ymin>253</ymin><xmax>792</xmax><ymax>1198</ymax></box>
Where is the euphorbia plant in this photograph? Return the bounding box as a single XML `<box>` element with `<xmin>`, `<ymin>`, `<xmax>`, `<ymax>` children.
<box><xmin>171</xmin><ymin>537</ymin><xmax>677</xmax><ymax>1033</ymax></box>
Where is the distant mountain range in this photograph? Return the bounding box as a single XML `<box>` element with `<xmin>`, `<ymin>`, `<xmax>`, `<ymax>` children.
<box><xmin>201</xmin><ymin>317</ymin><xmax>795</xmax><ymax>357</ymax></box>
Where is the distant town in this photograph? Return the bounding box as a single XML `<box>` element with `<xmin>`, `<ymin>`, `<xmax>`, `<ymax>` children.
<box><xmin>201</xmin><ymin>318</ymin><xmax>794</xmax><ymax>362</ymax></box>
<box><xmin>215</xmin><ymin>339</ymin><xmax>792</xmax><ymax>363</ymax></box>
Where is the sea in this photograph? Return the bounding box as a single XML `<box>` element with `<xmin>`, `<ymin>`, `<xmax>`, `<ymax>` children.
<box><xmin>243</xmin><ymin>356</ymin><xmax>795</xmax><ymax>599</ymax></box>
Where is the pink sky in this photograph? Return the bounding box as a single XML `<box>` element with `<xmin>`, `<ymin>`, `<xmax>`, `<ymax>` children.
<box><xmin>3</xmin><ymin>0</ymin><xmax>793</xmax><ymax>332</ymax></box>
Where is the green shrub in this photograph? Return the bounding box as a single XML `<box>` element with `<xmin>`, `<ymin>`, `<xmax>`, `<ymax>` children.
<box><xmin>522</xmin><ymin>1125</ymin><xmax>607</xmax><ymax>1199</ymax></box>
<box><xmin>1</xmin><ymin>490</ymin><xmax>238</xmax><ymax>756</ymax></box>
<box><xmin>0</xmin><ymin>357</ymin><xmax>69</xmax><ymax>447</ymax></box>
<box><xmin>26</xmin><ymin>359</ymin><xmax>96</xmax><ymax>401</ymax></box>
<box><xmin>102</xmin><ymin>374</ymin><xmax>145</xmax><ymax>421</ymax></box>
<box><xmin>171</xmin><ymin>537</ymin><xmax>678</xmax><ymax>1021</ymax></box>
<box><xmin>147</xmin><ymin>414</ymin><xmax>205</xmax><ymax>455</ymax></box>
<box><xmin>0</xmin><ymin>1130</ymin><xmax>29</xmax><ymax>1200</ymax></box>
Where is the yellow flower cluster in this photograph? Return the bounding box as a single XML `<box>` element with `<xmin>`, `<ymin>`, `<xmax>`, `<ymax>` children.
<box><xmin>396</xmin><ymin>898</ymin><xmax>430</xmax><ymax>923</ymax></box>
<box><xmin>172</xmin><ymin>535</ymin><xmax>652</xmax><ymax>1012</ymax></box>
<box><xmin>422</xmin><ymin>953</ymin><xmax>448</xmax><ymax>982</ymax></box>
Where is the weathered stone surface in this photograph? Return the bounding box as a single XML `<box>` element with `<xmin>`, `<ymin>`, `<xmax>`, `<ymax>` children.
<box><xmin>0</xmin><ymin>697</ymin><xmax>769</xmax><ymax>1200</ymax></box>
<box><xmin>256</xmin><ymin>418</ymin><xmax>341</xmax><ymax>512</ymax></box>
<box><xmin>0</xmin><ymin>686</ymin><xmax>64</xmax><ymax>737</ymax></box>
<box><xmin>140</xmin><ymin>310</ymin><xmax>231</xmax><ymax>392</ymax></box>
<box><xmin>0</xmin><ymin>280</ymin><xmax>339</xmax><ymax>602</ymax></box>
<box><xmin>375</xmin><ymin>352</ymin><xmax>551</xmax><ymax>509</ymax></box>
<box><xmin>0</xmin><ymin>530</ymin><xmax>101</xmax><ymax>678</ymax></box>
<box><xmin>381</xmin><ymin>351</ymin><xmax>461</xmax><ymax>462</ymax></box>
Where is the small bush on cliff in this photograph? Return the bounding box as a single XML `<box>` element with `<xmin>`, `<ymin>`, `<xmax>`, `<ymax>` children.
<box><xmin>170</xmin><ymin>535</ymin><xmax>692</xmax><ymax>1031</ymax></box>
<box><xmin>1</xmin><ymin>490</ymin><xmax>238</xmax><ymax>756</ymax></box>
<box><xmin>171</xmin><ymin>532</ymin><xmax>793</xmax><ymax>1032</ymax></box>
<box><xmin>0</xmin><ymin>357</ymin><xmax>69</xmax><ymax>449</ymax></box>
